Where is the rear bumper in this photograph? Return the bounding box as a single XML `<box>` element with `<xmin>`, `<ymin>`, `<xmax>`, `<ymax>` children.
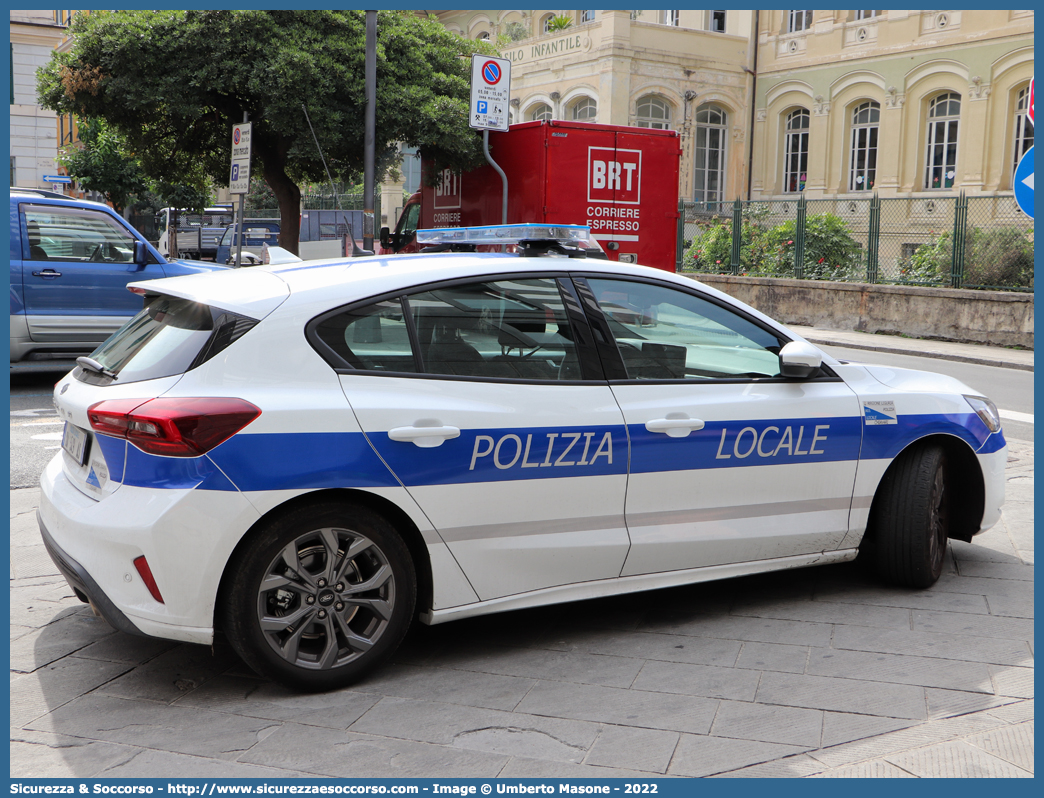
<box><xmin>38</xmin><ymin>453</ymin><xmax>260</xmax><ymax>645</ymax></box>
<box><xmin>38</xmin><ymin>510</ymin><xmax>149</xmax><ymax>638</ymax></box>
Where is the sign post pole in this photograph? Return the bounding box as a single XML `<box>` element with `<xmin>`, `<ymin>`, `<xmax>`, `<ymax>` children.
<box><xmin>470</xmin><ymin>54</ymin><xmax>512</xmax><ymax>243</ymax></box>
<box><xmin>230</xmin><ymin>116</ymin><xmax>252</xmax><ymax>266</ymax></box>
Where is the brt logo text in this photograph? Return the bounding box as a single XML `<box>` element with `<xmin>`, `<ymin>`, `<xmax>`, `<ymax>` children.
<box><xmin>588</xmin><ymin>147</ymin><xmax>641</xmax><ymax>204</ymax></box>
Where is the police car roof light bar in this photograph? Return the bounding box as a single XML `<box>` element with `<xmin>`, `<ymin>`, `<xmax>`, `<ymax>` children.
<box><xmin>415</xmin><ymin>223</ymin><xmax>590</xmax><ymax>247</ymax></box>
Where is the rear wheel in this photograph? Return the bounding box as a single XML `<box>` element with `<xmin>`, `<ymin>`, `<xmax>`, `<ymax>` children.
<box><xmin>222</xmin><ymin>502</ymin><xmax>415</xmax><ymax>691</ymax></box>
<box><xmin>869</xmin><ymin>443</ymin><xmax>950</xmax><ymax>588</ymax></box>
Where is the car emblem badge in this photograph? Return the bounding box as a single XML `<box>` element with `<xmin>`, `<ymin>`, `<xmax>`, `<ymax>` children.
<box><xmin>318</xmin><ymin>591</ymin><xmax>335</xmax><ymax>607</ymax></box>
<box><xmin>60</xmin><ymin>384</ymin><xmax>69</xmax><ymax>394</ymax></box>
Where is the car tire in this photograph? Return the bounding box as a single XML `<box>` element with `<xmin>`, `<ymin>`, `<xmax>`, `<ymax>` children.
<box><xmin>869</xmin><ymin>442</ymin><xmax>950</xmax><ymax>589</ymax></box>
<box><xmin>222</xmin><ymin>501</ymin><xmax>416</xmax><ymax>691</ymax></box>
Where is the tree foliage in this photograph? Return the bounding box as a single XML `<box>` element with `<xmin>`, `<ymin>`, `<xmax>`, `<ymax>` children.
<box><xmin>38</xmin><ymin>10</ymin><xmax>495</xmax><ymax>252</ymax></box>
<box><xmin>55</xmin><ymin>117</ymin><xmax>147</xmax><ymax>214</ymax></box>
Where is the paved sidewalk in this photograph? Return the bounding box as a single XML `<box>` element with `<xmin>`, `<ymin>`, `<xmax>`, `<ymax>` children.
<box><xmin>790</xmin><ymin>326</ymin><xmax>1034</xmax><ymax>372</ymax></box>
<box><xmin>9</xmin><ymin>436</ymin><xmax>1033</xmax><ymax>778</ymax></box>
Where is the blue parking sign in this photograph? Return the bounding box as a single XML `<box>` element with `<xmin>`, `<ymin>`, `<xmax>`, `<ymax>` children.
<box><xmin>231</xmin><ymin>163</ymin><xmax>240</xmax><ymax>182</ymax></box>
<box><xmin>477</xmin><ymin>100</ymin><xmax>487</xmax><ymax>114</ymax></box>
<box><xmin>1014</xmin><ymin>146</ymin><xmax>1033</xmax><ymax>219</ymax></box>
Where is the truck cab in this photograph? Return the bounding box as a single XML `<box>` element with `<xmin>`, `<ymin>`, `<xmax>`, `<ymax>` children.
<box><xmin>378</xmin><ymin>192</ymin><xmax>421</xmax><ymax>255</ymax></box>
<box><xmin>375</xmin><ymin>120</ymin><xmax>681</xmax><ymax>270</ymax></box>
<box><xmin>155</xmin><ymin>206</ymin><xmax>235</xmax><ymax>260</ymax></box>
<box><xmin>215</xmin><ymin>220</ymin><xmax>281</xmax><ymax>265</ymax></box>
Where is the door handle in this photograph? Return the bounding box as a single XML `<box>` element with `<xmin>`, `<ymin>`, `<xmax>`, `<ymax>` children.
<box><xmin>645</xmin><ymin>414</ymin><xmax>705</xmax><ymax>438</ymax></box>
<box><xmin>387</xmin><ymin>424</ymin><xmax>461</xmax><ymax>448</ymax></box>
<box><xmin>32</xmin><ymin>269</ymin><xmax>62</xmax><ymax>279</ymax></box>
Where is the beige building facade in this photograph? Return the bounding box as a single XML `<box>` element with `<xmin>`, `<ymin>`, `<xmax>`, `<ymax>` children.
<box><xmin>428</xmin><ymin>10</ymin><xmax>757</xmax><ymax>212</ymax></box>
<box><xmin>10</xmin><ymin>10</ymin><xmax>67</xmax><ymax>189</ymax></box>
<box><xmin>752</xmin><ymin>9</ymin><xmax>1034</xmax><ymax>200</ymax></box>
<box><xmin>420</xmin><ymin>9</ymin><xmax>1032</xmax><ymax>214</ymax></box>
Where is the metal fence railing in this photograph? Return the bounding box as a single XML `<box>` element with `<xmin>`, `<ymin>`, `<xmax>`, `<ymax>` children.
<box><xmin>677</xmin><ymin>194</ymin><xmax>1033</xmax><ymax>292</ymax></box>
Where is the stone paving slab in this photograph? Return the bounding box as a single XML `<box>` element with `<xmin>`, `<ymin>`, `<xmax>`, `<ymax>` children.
<box><xmin>964</xmin><ymin>720</ymin><xmax>1034</xmax><ymax>772</ymax></box>
<box><xmin>8</xmin><ymin>436</ymin><xmax>1033</xmax><ymax>778</ymax></box>
<box><xmin>583</xmin><ymin>726</ymin><xmax>679</xmax><ymax>774</ymax></box>
<box><xmin>885</xmin><ymin>740</ymin><xmax>1033</xmax><ymax>777</ymax></box>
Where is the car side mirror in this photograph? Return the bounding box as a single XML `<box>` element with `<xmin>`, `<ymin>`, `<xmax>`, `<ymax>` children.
<box><xmin>134</xmin><ymin>240</ymin><xmax>148</xmax><ymax>268</ymax></box>
<box><xmin>379</xmin><ymin>227</ymin><xmax>391</xmax><ymax>248</ymax></box>
<box><xmin>779</xmin><ymin>340</ymin><xmax>823</xmax><ymax>379</ymax></box>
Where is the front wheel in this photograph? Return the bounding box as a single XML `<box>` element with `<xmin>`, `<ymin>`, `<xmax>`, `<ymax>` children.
<box><xmin>222</xmin><ymin>502</ymin><xmax>416</xmax><ymax>691</ymax></box>
<box><xmin>868</xmin><ymin>442</ymin><xmax>950</xmax><ymax>588</ymax></box>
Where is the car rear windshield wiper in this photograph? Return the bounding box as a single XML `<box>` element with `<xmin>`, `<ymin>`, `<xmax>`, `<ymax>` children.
<box><xmin>76</xmin><ymin>356</ymin><xmax>118</xmax><ymax>380</ymax></box>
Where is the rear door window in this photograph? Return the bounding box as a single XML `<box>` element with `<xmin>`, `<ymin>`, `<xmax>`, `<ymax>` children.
<box><xmin>310</xmin><ymin>277</ymin><xmax>587</xmax><ymax>382</ymax></box>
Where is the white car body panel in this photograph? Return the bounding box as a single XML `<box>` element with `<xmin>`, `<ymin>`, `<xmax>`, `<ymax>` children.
<box><xmin>38</xmin><ymin>248</ymin><xmax>1007</xmax><ymax>654</ymax></box>
<box><xmin>612</xmin><ymin>379</ymin><xmax>862</xmax><ymax>576</ymax></box>
<box><xmin>341</xmin><ymin>375</ymin><xmax>631</xmax><ymax>601</ymax></box>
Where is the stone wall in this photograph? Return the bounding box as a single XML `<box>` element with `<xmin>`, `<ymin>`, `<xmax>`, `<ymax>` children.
<box><xmin>686</xmin><ymin>275</ymin><xmax>1034</xmax><ymax>349</ymax></box>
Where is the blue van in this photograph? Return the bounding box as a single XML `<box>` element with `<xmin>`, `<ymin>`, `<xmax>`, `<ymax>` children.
<box><xmin>215</xmin><ymin>220</ymin><xmax>281</xmax><ymax>265</ymax></box>
<box><xmin>10</xmin><ymin>190</ymin><xmax>226</xmax><ymax>362</ymax></box>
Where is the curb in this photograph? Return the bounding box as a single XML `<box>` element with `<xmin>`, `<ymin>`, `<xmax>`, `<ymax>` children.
<box><xmin>802</xmin><ymin>336</ymin><xmax>1035</xmax><ymax>372</ymax></box>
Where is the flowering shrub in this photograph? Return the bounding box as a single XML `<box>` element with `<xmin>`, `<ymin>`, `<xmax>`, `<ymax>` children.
<box><xmin>758</xmin><ymin>214</ymin><xmax>862</xmax><ymax>279</ymax></box>
<box><xmin>685</xmin><ymin>220</ymin><xmax>735</xmax><ymax>272</ymax></box>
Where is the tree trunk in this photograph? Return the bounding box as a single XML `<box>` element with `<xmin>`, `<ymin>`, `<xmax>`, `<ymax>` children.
<box><xmin>255</xmin><ymin>136</ymin><xmax>301</xmax><ymax>255</ymax></box>
<box><xmin>263</xmin><ymin>166</ymin><xmax>301</xmax><ymax>256</ymax></box>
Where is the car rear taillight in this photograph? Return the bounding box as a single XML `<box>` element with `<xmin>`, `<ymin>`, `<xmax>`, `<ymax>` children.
<box><xmin>87</xmin><ymin>397</ymin><xmax>261</xmax><ymax>457</ymax></box>
<box><xmin>133</xmin><ymin>556</ymin><xmax>164</xmax><ymax>603</ymax></box>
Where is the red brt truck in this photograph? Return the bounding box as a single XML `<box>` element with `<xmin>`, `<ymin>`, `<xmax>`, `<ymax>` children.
<box><xmin>379</xmin><ymin>120</ymin><xmax>682</xmax><ymax>271</ymax></box>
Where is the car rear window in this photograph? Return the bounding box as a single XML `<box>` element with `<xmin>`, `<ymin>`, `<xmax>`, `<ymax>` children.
<box><xmin>77</xmin><ymin>295</ymin><xmax>257</xmax><ymax>385</ymax></box>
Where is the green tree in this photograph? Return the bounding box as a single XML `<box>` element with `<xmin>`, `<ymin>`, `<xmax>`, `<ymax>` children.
<box><xmin>244</xmin><ymin>176</ymin><xmax>278</xmax><ymax>214</ymax></box>
<box><xmin>38</xmin><ymin>10</ymin><xmax>495</xmax><ymax>253</ymax></box>
<box><xmin>546</xmin><ymin>15</ymin><xmax>574</xmax><ymax>32</ymax></box>
<box><xmin>55</xmin><ymin>117</ymin><xmax>146</xmax><ymax>214</ymax></box>
<box><xmin>500</xmin><ymin>21</ymin><xmax>529</xmax><ymax>42</ymax></box>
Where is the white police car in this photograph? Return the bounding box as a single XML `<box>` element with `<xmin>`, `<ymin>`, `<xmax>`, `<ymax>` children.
<box><xmin>39</xmin><ymin>224</ymin><xmax>1006</xmax><ymax>691</ymax></box>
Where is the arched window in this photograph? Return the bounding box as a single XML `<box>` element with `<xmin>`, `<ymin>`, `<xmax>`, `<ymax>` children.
<box><xmin>849</xmin><ymin>101</ymin><xmax>880</xmax><ymax>191</ymax></box>
<box><xmin>635</xmin><ymin>96</ymin><xmax>672</xmax><ymax>129</ymax></box>
<box><xmin>783</xmin><ymin>108</ymin><xmax>809</xmax><ymax>193</ymax></box>
<box><xmin>693</xmin><ymin>104</ymin><xmax>728</xmax><ymax>206</ymax></box>
<box><xmin>1012</xmin><ymin>84</ymin><xmax>1034</xmax><ymax>186</ymax></box>
<box><xmin>662</xmin><ymin>10</ymin><xmax>680</xmax><ymax>26</ymax></box>
<box><xmin>528</xmin><ymin>103</ymin><xmax>552</xmax><ymax>122</ymax></box>
<box><xmin>788</xmin><ymin>10</ymin><xmax>813</xmax><ymax>32</ymax></box>
<box><xmin>571</xmin><ymin>97</ymin><xmax>597</xmax><ymax>121</ymax></box>
<box><xmin>578</xmin><ymin>10</ymin><xmax>595</xmax><ymax>24</ymax></box>
<box><xmin>925</xmin><ymin>92</ymin><xmax>960</xmax><ymax>189</ymax></box>
<box><xmin>476</xmin><ymin>31</ymin><xmax>490</xmax><ymax>42</ymax></box>
<box><xmin>540</xmin><ymin>14</ymin><xmax>555</xmax><ymax>34</ymax></box>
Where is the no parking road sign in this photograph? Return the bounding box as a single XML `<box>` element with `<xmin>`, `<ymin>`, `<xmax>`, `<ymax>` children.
<box><xmin>470</xmin><ymin>55</ymin><xmax>511</xmax><ymax>132</ymax></box>
<box><xmin>229</xmin><ymin>122</ymin><xmax>252</xmax><ymax>194</ymax></box>
<box><xmin>1014</xmin><ymin>145</ymin><xmax>1033</xmax><ymax>219</ymax></box>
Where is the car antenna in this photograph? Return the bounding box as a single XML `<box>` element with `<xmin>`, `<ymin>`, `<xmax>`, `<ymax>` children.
<box><xmin>301</xmin><ymin>103</ymin><xmax>373</xmax><ymax>257</ymax></box>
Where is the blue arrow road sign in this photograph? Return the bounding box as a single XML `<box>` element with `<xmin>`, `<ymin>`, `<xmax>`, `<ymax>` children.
<box><xmin>1014</xmin><ymin>146</ymin><xmax>1033</xmax><ymax>219</ymax></box>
